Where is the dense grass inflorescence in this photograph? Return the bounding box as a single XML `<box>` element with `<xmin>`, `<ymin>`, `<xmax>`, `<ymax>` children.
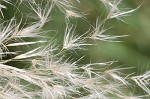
<box><xmin>0</xmin><ymin>0</ymin><xmax>149</xmax><ymax>99</ymax></box>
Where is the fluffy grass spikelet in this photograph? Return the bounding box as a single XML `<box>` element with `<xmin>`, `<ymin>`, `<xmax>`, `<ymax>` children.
<box><xmin>0</xmin><ymin>0</ymin><xmax>149</xmax><ymax>99</ymax></box>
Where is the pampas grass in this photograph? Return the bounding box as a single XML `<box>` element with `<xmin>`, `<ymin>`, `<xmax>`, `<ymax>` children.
<box><xmin>0</xmin><ymin>0</ymin><xmax>149</xmax><ymax>99</ymax></box>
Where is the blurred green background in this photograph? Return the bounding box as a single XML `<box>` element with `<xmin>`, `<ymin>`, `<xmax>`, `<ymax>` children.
<box><xmin>2</xmin><ymin>0</ymin><xmax>150</xmax><ymax>73</ymax></box>
<box><xmin>72</xmin><ymin>0</ymin><xmax>150</xmax><ymax>75</ymax></box>
<box><xmin>1</xmin><ymin>0</ymin><xmax>150</xmax><ymax>80</ymax></box>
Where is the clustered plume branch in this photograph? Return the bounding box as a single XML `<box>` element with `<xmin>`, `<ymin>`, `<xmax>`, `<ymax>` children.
<box><xmin>0</xmin><ymin>0</ymin><xmax>149</xmax><ymax>99</ymax></box>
